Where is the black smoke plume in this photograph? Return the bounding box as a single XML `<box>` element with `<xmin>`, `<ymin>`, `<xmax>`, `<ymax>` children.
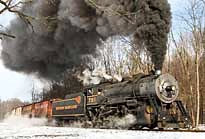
<box><xmin>1</xmin><ymin>0</ymin><xmax>171</xmax><ymax>79</ymax></box>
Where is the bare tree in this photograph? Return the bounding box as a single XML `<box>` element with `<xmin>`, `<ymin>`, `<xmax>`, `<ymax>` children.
<box><xmin>171</xmin><ymin>0</ymin><xmax>205</xmax><ymax>127</ymax></box>
<box><xmin>0</xmin><ymin>0</ymin><xmax>33</xmax><ymax>39</ymax></box>
<box><xmin>0</xmin><ymin>98</ymin><xmax>26</xmax><ymax>120</ymax></box>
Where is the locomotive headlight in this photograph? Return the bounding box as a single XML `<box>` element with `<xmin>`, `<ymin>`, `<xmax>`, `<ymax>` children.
<box><xmin>155</xmin><ymin>70</ymin><xmax>161</xmax><ymax>75</ymax></box>
<box><xmin>165</xmin><ymin>85</ymin><xmax>175</xmax><ymax>92</ymax></box>
<box><xmin>172</xmin><ymin>86</ymin><xmax>176</xmax><ymax>91</ymax></box>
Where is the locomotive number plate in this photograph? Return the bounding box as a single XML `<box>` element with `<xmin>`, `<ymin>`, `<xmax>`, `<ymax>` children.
<box><xmin>88</xmin><ymin>96</ymin><xmax>97</xmax><ymax>104</ymax></box>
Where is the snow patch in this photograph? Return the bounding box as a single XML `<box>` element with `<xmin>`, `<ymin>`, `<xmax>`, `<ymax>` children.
<box><xmin>196</xmin><ymin>124</ymin><xmax>205</xmax><ymax>130</ymax></box>
<box><xmin>0</xmin><ymin>124</ymin><xmax>204</xmax><ymax>139</ymax></box>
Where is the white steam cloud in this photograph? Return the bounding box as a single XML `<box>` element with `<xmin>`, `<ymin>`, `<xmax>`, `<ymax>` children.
<box><xmin>78</xmin><ymin>68</ymin><xmax>122</xmax><ymax>86</ymax></box>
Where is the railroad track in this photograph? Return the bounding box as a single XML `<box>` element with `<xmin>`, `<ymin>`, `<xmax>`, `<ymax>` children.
<box><xmin>1</xmin><ymin>129</ymin><xmax>204</xmax><ymax>139</ymax></box>
<box><xmin>1</xmin><ymin>134</ymin><xmax>80</xmax><ymax>138</ymax></box>
<box><xmin>132</xmin><ymin>129</ymin><xmax>205</xmax><ymax>133</ymax></box>
<box><xmin>56</xmin><ymin>125</ymin><xmax>205</xmax><ymax>133</ymax></box>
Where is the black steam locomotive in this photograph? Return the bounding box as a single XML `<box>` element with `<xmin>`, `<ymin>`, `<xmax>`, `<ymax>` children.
<box><xmin>52</xmin><ymin>71</ymin><xmax>191</xmax><ymax>129</ymax></box>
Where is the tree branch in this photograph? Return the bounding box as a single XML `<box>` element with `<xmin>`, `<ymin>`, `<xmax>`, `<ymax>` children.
<box><xmin>0</xmin><ymin>32</ymin><xmax>15</xmax><ymax>39</ymax></box>
<box><xmin>0</xmin><ymin>0</ymin><xmax>34</xmax><ymax>38</ymax></box>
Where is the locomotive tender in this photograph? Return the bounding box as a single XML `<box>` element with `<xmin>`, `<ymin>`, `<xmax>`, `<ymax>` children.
<box><xmin>11</xmin><ymin>71</ymin><xmax>191</xmax><ymax>129</ymax></box>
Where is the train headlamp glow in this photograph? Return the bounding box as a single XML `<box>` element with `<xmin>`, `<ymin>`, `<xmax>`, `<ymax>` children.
<box><xmin>155</xmin><ymin>70</ymin><xmax>161</xmax><ymax>75</ymax></box>
<box><xmin>172</xmin><ymin>86</ymin><xmax>176</xmax><ymax>91</ymax></box>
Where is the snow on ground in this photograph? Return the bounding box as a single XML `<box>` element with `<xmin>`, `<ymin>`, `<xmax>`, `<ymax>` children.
<box><xmin>0</xmin><ymin>117</ymin><xmax>204</xmax><ymax>139</ymax></box>
<box><xmin>197</xmin><ymin>125</ymin><xmax>205</xmax><ymax>130</ymax></box>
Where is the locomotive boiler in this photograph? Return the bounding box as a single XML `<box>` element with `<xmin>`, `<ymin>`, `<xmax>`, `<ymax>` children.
<box><xmin>52</xmin><ymin>71</ymin><xmax>191</xmax><ymax>129</ymax></box>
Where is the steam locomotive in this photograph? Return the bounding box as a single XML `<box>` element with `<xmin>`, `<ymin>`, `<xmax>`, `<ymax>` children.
<box><xmin>11</xmin><ymin>71</ymin><xmax>191</xmax><ymax>129</ymax></box>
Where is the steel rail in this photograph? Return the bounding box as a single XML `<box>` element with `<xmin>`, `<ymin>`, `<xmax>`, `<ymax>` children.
<box><xmin>131</xmin><ymin>129</ymin><xmax>205</xmax><ymax>133</ymax></box>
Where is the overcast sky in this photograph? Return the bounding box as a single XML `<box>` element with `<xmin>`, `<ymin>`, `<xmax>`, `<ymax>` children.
<box><xmin>0</xmin><ymin>0</ymin><xmax>187</xmax><ymax>102</ymax></box>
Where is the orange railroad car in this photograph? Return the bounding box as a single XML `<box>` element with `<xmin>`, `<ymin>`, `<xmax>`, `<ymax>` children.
<box><xmin>33</xmin><ymin>100</ymin><xmax>53</xmax><ymax>119</ymax></box>
<box><xmin>22</xmin><ymin>104</ymin><xmax>33</xmax><ymax>118</ymax></box>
